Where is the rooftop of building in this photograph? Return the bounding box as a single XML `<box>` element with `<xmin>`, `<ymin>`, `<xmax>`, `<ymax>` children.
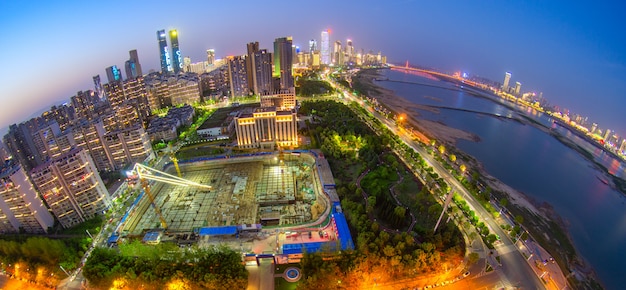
<box><xmin>0</xmin><ymin>158</ymin><xmax>19</xmax><ymax>179</ymax></box>
<box><xmin>198</xmin><ymin>103</ymin><xmax>258</xmax><ymax>130</ymax></box>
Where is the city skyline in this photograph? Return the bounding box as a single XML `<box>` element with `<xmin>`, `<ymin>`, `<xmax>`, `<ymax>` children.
<box><xmin>1</xmin><ymin>0</ymin><xmax>625</xmax><ymax>137</ymax></box>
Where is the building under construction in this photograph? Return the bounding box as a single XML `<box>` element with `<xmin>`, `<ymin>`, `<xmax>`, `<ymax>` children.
<box><xmin>117</xmin><ymin>151</ymin><xmax>326</xmax><ymax>237</ymax></box>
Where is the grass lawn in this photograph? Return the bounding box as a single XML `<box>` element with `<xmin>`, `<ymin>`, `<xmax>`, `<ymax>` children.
<box><xmin>274</xmin><ymin>264</ymin><xmax>301</xmax><ymax>290</ymax></box>
<box><xmin>396</xmin><ymin>172</ymin><xmax>423</xmax><ymax>206</ymax></box>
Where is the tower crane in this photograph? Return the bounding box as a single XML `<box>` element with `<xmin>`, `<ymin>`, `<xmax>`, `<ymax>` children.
<box><xmin>131</xmin><ymin>163</ymin><xmax>211</xmax><ymax>230</ymax></box>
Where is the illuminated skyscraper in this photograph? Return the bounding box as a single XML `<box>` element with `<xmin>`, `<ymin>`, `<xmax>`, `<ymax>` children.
<box><xmin>502</xmin><ymin>72</ymin><xmax>511</xmax><ymax>91</ymax></box>
<box><xmin>169</xmin><ymin>30</ymin><xmax>183</xmax><ymax>74</ymax></box>
<box><xmin>125</xmin><ymin>49</ymin><xmax>143</xmax><ymax>80</ymax></box>
<box><xmin>333</xmin><ymin>41</ymin><xmax>342</xmax><ymax>65</ymax></box>
<box><xmin>31</xmin><ymin>148</ymin><xmax>112</xmax><ymax>229</ymax></box>
<box><xmin>254</xmin><ymin>49</ymin><xmax>273</xmax><ymax>94</ymax></box>
<box><xmin>0</xmin><ymin>161</ymin><xmax>55</xmax><ymax>233</ymax></box>
<box><xmin>309</xmin><ymin>39</ymin><xmax>317</xmax><ymax>53</ymax></box>
<box><xmin>207</xmin><ymin>49</ymin><xmax>215</xmax><ymax>65</ymax></box>
<box><xmin>273</xmin><ymin>37</ymin><xmax>294</xmax><ymax>90</ymax></box>
<box><xmin>157</xmin><ymin>30</ymin><xmax>171</xmax><ymax>74</ymax></box>
<box><xmin>514</xmin><ymin>82</ymin><xmax>521</xmax><ymax>95</ymax></box>
<box><xmin>321</xmin><ymin>30</ymin><xmax>330</xmax><ymax>65</ymax></box>
<box><xmin>346</xmin><ymin>39</ymin><xmax>354</xmax><ymax>63</ymax></box>
<box><xmin>105</xmin><ymin>65</ymin><xmax>122</xmax><ymax>83</ymax></box>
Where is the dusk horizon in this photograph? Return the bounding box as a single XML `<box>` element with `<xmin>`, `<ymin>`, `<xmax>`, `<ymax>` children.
<box><xmin>1</xmin><ymin>0</ymin><xmax>625</xmax><ymax>138</ymax></box>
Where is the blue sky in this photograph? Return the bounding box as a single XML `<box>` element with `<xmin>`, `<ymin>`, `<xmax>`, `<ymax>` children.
<box><xmin>1</xmin><ymin>0</ymin><xmax>625</xmax><ymax>137</ymax></box>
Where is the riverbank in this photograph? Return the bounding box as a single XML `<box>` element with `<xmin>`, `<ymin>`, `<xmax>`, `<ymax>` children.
<box><xmin>354</xmin><ymin>68</ymin><xmax>604</xmax><ymax>289</ymax></box>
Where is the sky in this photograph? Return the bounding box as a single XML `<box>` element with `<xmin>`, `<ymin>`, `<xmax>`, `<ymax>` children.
<box><xmin>1</xmin><ymin>0</ymin><xmax>625</xmax><ymax>137</ymax></box>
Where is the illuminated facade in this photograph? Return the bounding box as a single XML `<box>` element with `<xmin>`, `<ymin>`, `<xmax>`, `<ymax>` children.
<box><xmin>31</xmin><ymin>148</ymin><xmax>111</xmax><ymax>229</ymax></box>
<box><xmin>260</xmin><ymin>88</ymin><xmax>296</xmax><ymax>110</ymax></box>
<box><xmin>103</xmin><ymin>125</ymin><xmax>153</xmax><ymax>169</ymax></box>
<box><xmin>71</xmin><ymin>90</ymin><xmax>99</xmax><ymax>121</ymax></box>
<box><xmin>345</xmin><ymin>39</ymin><xmax>354</xmax><ymax>63</ymax></box>
<box><xmin>157</xmin><ymin>30</ymin><xmax>172</xmax><ymax>74</ymax></box>
<box><xmin>273</xmin><ymin>37</ymin><xmax>294</xmax><ymax>89</ymax></box>
<box><xmin>105</xmin><ymin>65</ymin><xmax>122</xmax><ymax>83</ymax></box>
<box><xmin>234</xmin><ymin>107</ymin><xmax>298</xmax><ymax>149</ymax></box>
<box><xmin>320</xmin><ymin>30</ymin><xmax>330</xmax><ymax>65</ymax></box>
<box><xmin>515</xmin><ymin>81</ymin><xmax>521</xmax><ymax>95</ymax></box>
<box><xmin>333</xmin><ymin>41</ymin><xmax>342</xmax><ymax>65</ymax></box>
<box><xmin>125</xmin><ymin>49</ymin><xmax>143</xmax><ymax>80</ymax></box>
<box><xmin>503</xmin><ymin>72</ymin><xmax>511</xmax><ymax>91</ymax></box>
<box><xmin>0</xmin><ymin>161</ymin><xmax>54</xmax><ymax>233</ymax></box>
<box><xmin>169</xmin><ymin>30</ymin><xmax>183</xmax><ymax>74</ymax></box>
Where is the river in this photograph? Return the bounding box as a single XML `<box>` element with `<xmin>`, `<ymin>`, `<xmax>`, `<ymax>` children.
<box><xmin>375</xmin><ymin>69</ymin><xmax>626</xmax><ymax>290</ymax></box>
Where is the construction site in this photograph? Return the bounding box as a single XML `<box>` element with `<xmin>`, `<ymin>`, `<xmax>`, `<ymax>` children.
<box><xmin>113</xmin><ymin>151</ymin><xmax>334</xmax><ymax>243</ymax></box>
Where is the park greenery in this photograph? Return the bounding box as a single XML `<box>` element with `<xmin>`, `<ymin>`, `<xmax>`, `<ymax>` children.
<box><xmin>82</xmin><ymin>242</ymin><xmax>247</xmax><ymax>289</ymax></box>
<box><xmin>0</xmin><ymin>235</ymin><xmax>93</xmax><ymax>288</ymax></box>
<box><xmin>295</xmin><ymin>100</ymin><xmax>465</xmax><ymax>288</ymax></box>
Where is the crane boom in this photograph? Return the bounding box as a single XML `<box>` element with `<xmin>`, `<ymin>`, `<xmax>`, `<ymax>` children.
<box><xmin>130</xmin><ymin>163</ymin><xmax>212</xmax><ymax>230</ymax></box>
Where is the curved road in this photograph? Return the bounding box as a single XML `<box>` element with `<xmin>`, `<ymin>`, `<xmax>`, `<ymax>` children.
<box><xmin>328</xmin><ymin>73</ymin><xmax>548</xmax><ymax>290</ymax></box>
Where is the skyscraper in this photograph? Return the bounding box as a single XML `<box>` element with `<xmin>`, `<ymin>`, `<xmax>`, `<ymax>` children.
<box><xmin>273</xmin><ymin>37</ymin><xmax>294</xmax><ymax>90</ymax></box>
<box><xmin>207</xmin><ymin>49</ymin><xmax>215</xmax><ymax>65</ymax></box>
<box><xmin>93</xmin><ymin>75</ymin><xmax>104</xmax><ymax>99</ymax></box>
<box><xmin>157</xmin><ymin>30</ymin><xmax>171</xmax><ymax>74</ymax></box>
<box><xmin>0</xmin><ymin>161</ymin><xmax>55</xmax><ymax>233</ymax></box>
<box><xmin>125</xmin><ymin>49</ymin><xmax>143</xmax><ymax>80</ymax></box>
<box><xmin>254</xmin><ymin>49</ymin><xmax>274</xmax><ymax>94</ymax></box>
<box><xmin>333</xmin><ymin>41</ymin><xmax>342</xmax><ymax>65</ymax></box>
<box><xmin>246</xmin><ymin>42</ymin><xmax>260</xmax><ymax>94</ymax></box>
<box><xmin>31</xmin><ymin>148</ymin><xmax>111</xmax><ymax>229</ymax></box>
<box><xmin>321</xmin><ymin>30</ymin><xmax>331</xmax><ymax>65</ymax></box>
<box><xmin>227</xmin><ymin>55</ymin><xmax>249</xmax><ymax>97</ymax></box>
<box><xmin>105</xmin><ymin>65</ymin><xmax>122</xmax><ymax>83</ymax></box>
<box><xmin>503</xmin><ymin>72</ymin><xmax>511</xmax><ymax>91</ymax></box>
<box><xmin>514</xmin><ymin>82</ymin><xmax>521</xmax><ymax>95</ymax></box>
<box><xmin>169</xmin><ymin>30</ymin><xmax>183</xmax><ymax>74</ymax></box>
<box><xmin>309</xmin><ymin>39</ymin><xmax>317</xmax><ymax>53</ymax></box>
<box><xmin>346</xmin><ymin>39</ymin><xmax>354</xmax><ymax>63</ymax></box>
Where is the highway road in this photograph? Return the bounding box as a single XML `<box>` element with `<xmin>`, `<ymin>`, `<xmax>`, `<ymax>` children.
<box><xmin>325</xmin><ymin>72</ymin><xmax>548</xmax><ymax>289</ymax></box>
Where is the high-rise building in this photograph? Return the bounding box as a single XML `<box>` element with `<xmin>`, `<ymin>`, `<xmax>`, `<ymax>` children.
<box><xmin>169</xmin><ymin>30</ymin><xmax>183</xmax><ymax>74</ymax></box>
<box><xmin>321</xmin><ymin>30</ymin><xmax>331</xmax><ymax>65</ymax></box>
<box><xmin>309</xmin><ymin>39</ymin><xmax>317</xmax><ymax>55</ymax></box>
<box><xmin>31</xmin><ymin>148</ymin><xmax>111</xmax><ymax>229</ymax></box>
<box><xmin>346</xmin><ymin>39</ymin><xmax>354</xmax><ymax>63</ymax></box>
<box><xmin>105</xmin><ymin>65</ymin><xmax>122</xmax><ymax>83</ymax></box>
<box><xmin>227</xmin><ymin>55</ymin><xmax>249</xmax><ymax>97</ymax></box>
<box><xmin>502</xmin><ymin>72</ymin><xmax>511</xmax><ymax>91</ymax></box>
<box><xmin>515</xmin><ymin>82</ymin><xmax>521</xmax><ymax>95</ymax></box>
<box><xmin>157</xmin><ymin>30</ymin><xmax>172</xmax><ymax>74</ymax></box>
<box><xmin>71</xmin><ymin>90</ymin><xmax>99</xmax><ymax>121</ymax></box>
<box><xmin>254</xmin><ymin>49</ymin><xmax>274</xmax><ymax>95</ymax></box>
<box><xmin>0</xmin><ymin>161</ymin><xmax>55</xmax><ymax>233</ymax></box>
<box><xmin>246</xmin><ymin>42</ymin><xmax>260</xmax><ymax>94</ymax></box>
<box><xmin>604</xmin><ymin>129</ymin><xmax>612</xmax><ymax>141</ymax></box>
<box><xmin>273</xmin><ymin>37</ymin><xmax>294</xmax><ymax>90</ymax></box>
<box><xmin>207</xmin><ymin>49</ymin><xmax>215</xmax><ymax>65</ymax></box>
<box><xmin>3</xmin><ymin>121</ymin><xmax>46</xmax><ymax>171</ymax></box>
<box><xmin>125</xmin><ymin>49</ymin><xmax>143</xmax><ymax>80</ymax></box>
<box><xmin>93</xmin><ymin>75</ymin><xmax>104</xmax><ymax>99</ymax></box>
<box><xmin>103</xmin><ymin>126</ymin><xmax>153</xmax><ymax>169</ymax></box>
<box><xmin>333</xmin><ymin>41</ymin><xmax>342</xmax><ymax>65</ymax></box>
